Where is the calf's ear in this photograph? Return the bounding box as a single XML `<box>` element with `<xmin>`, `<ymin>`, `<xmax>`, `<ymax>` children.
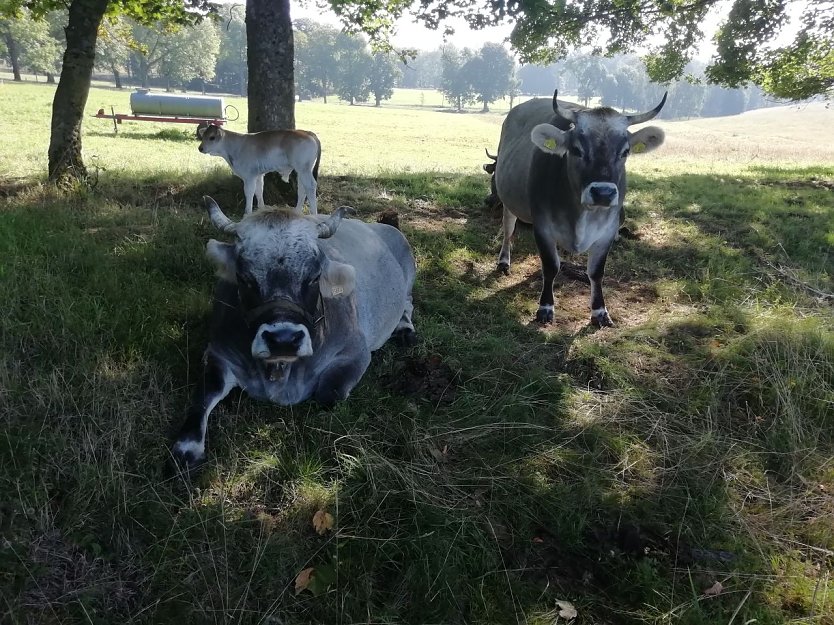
<box><xmin>628</xmin><ymin>126</ymin><xmax>665</xmax><ymax>154</ymax></box>
<box><xmin>206</xmin><ymin>239</ymin><xmax>237</xmax><ymax>282</ymax></box>
<box><xmin>530</xmin><ymin>123</ymin><xmax>568</xmax><ymax>155</ymax></box>
<box><xmin>320</xmin><ymin>261</ymin><xmax>356</xmax><ymax>298</ymax></box>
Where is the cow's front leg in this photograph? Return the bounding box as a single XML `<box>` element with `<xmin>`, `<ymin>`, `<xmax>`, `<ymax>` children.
<box><xmin>172</xmin><ymin>352</ymin><xmax>237</xmax><ymax>471</ymax></box>
<box><xmin>587</xmin><ymin>238</ymin><xmax>614</xmax><ymax>327</ymax></box>
<box><xmin>243</xmin><ymin>177</ymin><xmax>256</xmax><ymax>214</ymax></box>
<box><xmin>533</xmin><ymin>225</ymin><xmax>561</xmax><ymax>324</ymax></box>
<box><xmin>255</xmin><ymin>174</ymin><xmax>266</xmax><ymax>210</ymax></box>
<box><xmin>497</xmin><ymin>207</ymin><xmax>517</xmax><ymax>274</ymax></box>
<box><xmin>314</xmin><ymin>354</ymin><xmax>370</xmax><ymax>406</ymax></box>
<box><xmin>391</xmin><ymin>294</ymin><xmax>417</xmax><ymax>347</ymax></box>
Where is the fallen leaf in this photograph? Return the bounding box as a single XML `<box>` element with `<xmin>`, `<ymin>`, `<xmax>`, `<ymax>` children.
<box><xmin>556</xmin><ymin>599</ymin><xmax>578</xmax><ymax>620</ymax></box>
<box><xmin>312</xmin><ymin>510</ymin><xmax>334</xmax><ymax>535</ymax></box>
<box><xmin>294</xmin><ymin>567</ymin><xmax>315</xmax><ymax>595</ymax></box>
<box><xmin>704</xmin><ymin>581</ymin><xmax>723</xmax><ymax>596</ymax></box>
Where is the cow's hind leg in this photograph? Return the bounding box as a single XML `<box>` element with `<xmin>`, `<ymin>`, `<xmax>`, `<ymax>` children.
<box><xmin>533</xmin><ymin>225</ymin><xmax>561</xmax><ymax>324</ymax></box>
<box><xmin>587</xmin><ymin>238</ymin><xmax>614</xmax><ymax>327</ymax></box>
<box><xmin>171</xmin><ymin>352</ymin><xmax>237</xmax><ymax>471</ymax></box>
<box><xmin>497</xmin><ymin>207</ymin><xmax>517</xmax><ymax>274</ymax></box>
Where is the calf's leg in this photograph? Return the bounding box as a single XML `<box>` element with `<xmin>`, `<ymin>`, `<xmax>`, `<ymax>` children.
<box><xmin>243</xmin><ymin>177</ymin><xmax>256</xmax><ymax>214</ymax></box>
<box><xmin>297</xmin><ymin>169</ymin><xmax>318</xmax><ymax>215</ymax></box>
<box><xmin>172</xmin><ymin>352</ymin><xmax>237</xmax><ymax>470</ymax></box>
<box><xmin>255</xmin><ymin>175</ymin><xmax>266</xmax><ymax>209</ymax></box>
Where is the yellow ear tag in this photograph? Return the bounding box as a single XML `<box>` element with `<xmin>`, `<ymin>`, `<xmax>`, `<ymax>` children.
<box><xmin>543</xmin><ymin>138</ymin><xmax>557</xmax><ymax>151</ymax></box>
<box><xmin>633</xmin><ymin>142</ymin><xmax>647</xmax><ymax>154</ymax></box>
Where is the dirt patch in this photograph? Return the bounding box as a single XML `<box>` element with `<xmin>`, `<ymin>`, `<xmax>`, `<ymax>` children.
<box><xmin>382</xmin><ymin>354</ymin><xmax>459</xmax><ymax>404</ymax></box>
<box><xmin>763</xmin><ymin>177</ymin><xmax>834</xmax><ymax>191</ymax></box>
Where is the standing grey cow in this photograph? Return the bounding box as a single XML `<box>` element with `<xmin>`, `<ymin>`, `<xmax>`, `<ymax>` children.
<box><xmin>172</xmin><ymin>197</ymin><xmax>416</xmax><ymax>469</ymax></box>
<box><xmin>491</xmin><ymin>90</ymin><xmax>666</xmax><ymax>326</ymax></box>
<box><xmin>198</xmin><ymin>125</ymin><xmax>321</xmax><ymax>215</ymax></box>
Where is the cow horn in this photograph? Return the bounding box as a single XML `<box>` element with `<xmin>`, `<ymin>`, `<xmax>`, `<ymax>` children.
<box><xmin>484</xmin><ymin>148</ymin><xmax>497</xmax><ymax>161</ymax></box>
<box><xmin>626</xmin><ymin>92</ymin><xmax>668</xmax><ymax>126</ymax></box>
<box><xmin>317</xmin><ymin>206</ymin><xmax>357</xmax><ymax>239</ymax></box>
<box><xmin>204</xmin><ymin>196</ymin><xmax>238</xmax><ymax>233</ymax></box>
<box><xmin>552</xmin><ymin>89</ymin><xmax>576</xmax><ymax>125</ymax></box>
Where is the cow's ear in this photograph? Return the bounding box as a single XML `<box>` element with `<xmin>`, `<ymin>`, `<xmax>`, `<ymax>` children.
<box><xmin>628</xmin><ymin>126</ymin><xmax>665</xmax><ymax>154</ymax></box>
<box><xmin>206</xmin><ymin>239</ymin><xmax>236</xmax><ymax>282</ymax></box>
<box><xmin>530</xmin><ymin>123</ymin><xmax>568</xmax><ymax>155</ymax></box>
<box><xmin>320</xmin><ymin>261</ymin><xmax>356</xmax><ymax>298</ymax></box>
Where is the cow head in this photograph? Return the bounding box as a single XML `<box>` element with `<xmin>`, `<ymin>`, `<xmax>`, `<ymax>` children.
<box><xmin>530</xmin><ymin>91</ymin><xmax>666</xmax><ymax>210</ymax></box>
<box><xmin>202</xmin><ymin>196</ymin><xmax>356</xmax><ymax>364</ymax></box>
<box><xmin>197</xmin><ymin>124</ymin><xmax>225</xmax><ymax>154</ymax></box>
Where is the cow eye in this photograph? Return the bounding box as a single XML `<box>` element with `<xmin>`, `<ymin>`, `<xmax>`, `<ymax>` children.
<box><xmin>620</xmin><ymin>147</ymin><xmax>630</xmax><ymax>159</ymax></box>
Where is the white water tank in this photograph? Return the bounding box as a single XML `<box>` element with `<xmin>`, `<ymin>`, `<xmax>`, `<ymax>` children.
<box><xmin>129</xmin><ymin>91</ymin><xmax>225</xmax><ymax>118</ymax></box>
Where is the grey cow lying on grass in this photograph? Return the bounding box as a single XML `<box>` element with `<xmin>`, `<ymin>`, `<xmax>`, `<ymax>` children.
<box><xmin>172</xmin><ymin>197</ymin><xmax>417</xmax><ymax>470</ymax></box>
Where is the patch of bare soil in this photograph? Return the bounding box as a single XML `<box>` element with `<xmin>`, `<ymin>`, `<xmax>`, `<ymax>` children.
<box><xmin>20</xmin><ymin>530</ymin><xmax>142</xmax><ymax>619</ymax></box>
<box><xmin>382</xmin><ymin>354</ymin><xmax>459</xmax><ymax>404</ymax></box>
<box><xmin>763</xmin><ymin>177</ymin><xmax>834</xmax><ymax>191</ymax></box>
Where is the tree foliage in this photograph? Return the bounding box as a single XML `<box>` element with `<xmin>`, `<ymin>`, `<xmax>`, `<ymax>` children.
<box><xmin>327</xmin><ymin>0</ymin><xmax>834</xmax><ymax>100</ymax></box>
<box><xmin>466</xmin><ymin>42</ymin><xmax>514</xmax><ymax>111</ymax></box>
<box><xmin>369</xmin><ymin>51</ymin><xmax>401</xmax><ymax>105</ymax></box>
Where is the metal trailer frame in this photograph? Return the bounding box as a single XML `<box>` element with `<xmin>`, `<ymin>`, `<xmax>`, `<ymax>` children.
<box><xmin>94</xmin><ymin>105</ymin><xmax>229</xmax><ymax>133</ymax></box>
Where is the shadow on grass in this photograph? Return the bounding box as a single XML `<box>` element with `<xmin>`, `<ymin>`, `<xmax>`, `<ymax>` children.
<box><xmin>0</xmin><ymin>164</ymin><xmax>832</xmax><ymax>624</ymax></box>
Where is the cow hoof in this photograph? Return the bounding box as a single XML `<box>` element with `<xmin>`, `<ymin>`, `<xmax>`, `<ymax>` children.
<box><xmin>497</xmin><ymin>262</ymin><xmax>510</xmax><ymax>275</ymax></box>
<box><xmin>535</xmin><ymin>306</ymin><xmax>554</xmax><ymax>324</ymax></box>
<box><xmin>591</xmin><ymin>310</ymin><xmax>614</xmax><ymax>328</ymax></box>
<box><xmin>170</xmin><ymin>440</ymin><xmax>206</xmax><ymax>475</ymax></box>
<box><xmin>393</xmin><ymin>327</ymin><xmax>418</xmax><ymax>348</ymax></box>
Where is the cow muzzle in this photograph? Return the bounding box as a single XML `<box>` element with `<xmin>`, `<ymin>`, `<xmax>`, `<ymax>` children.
<box><xmin>251</xmin><ymin>322</ymin><xmax>314</xmax><ymax>362</ymax></box>
<box><xmin>581</xmin><ymin>183</ymin><xmax>619</xmax><ymax>209</ymax></box>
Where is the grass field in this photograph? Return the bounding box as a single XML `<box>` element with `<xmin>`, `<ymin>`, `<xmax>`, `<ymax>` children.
<box><xmin>1</xmin><ymin>79</ymin><xmax>833</xmax><ymax>625</ymax></box>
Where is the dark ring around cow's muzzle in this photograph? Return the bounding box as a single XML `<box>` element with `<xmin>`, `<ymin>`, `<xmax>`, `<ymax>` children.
<box><xmin>244</xmin><ymin>296</ymin><xmax>323</xmax><ymax>333</ymax></box>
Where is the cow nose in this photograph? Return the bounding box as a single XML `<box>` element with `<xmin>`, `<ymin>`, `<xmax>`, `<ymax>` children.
<box><xmin>262</xmin><ymin>328</ymin><xmax>305</xmax><ymax>350</ymax></box>
<box><xmin>198</xmin><ymin>146</ymin><xmax>204</xmax><ymax>153</ymax></box>
<box><xmin>590</xmin><ymin>185</ymin><xmax>617</xmax><ymax>204</ymax></box>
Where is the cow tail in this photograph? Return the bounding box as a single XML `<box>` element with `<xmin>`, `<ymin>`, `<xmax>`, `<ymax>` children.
<box><xmin>312</xmin><ymin>134</ymin><xmax>321</xmax><ymax>182</ymax></box>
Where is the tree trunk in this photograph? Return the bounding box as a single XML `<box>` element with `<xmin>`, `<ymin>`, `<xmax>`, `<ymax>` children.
<box><xmin>246</xmin><ymin>0</ymin><xmax>294</xmax><ymax>132</ymax></box>
<box><xmin>46</xmin><ymin>72</ymin><xmax>56</xmax><ymax>84</ymax></box>
<box><xmin>375</xmin><ymin>94</ymin><xmax>381</xmax><ymax>106</ymax></box>
<box><xmin>482</xmin><ymin>100</ymin><xmax>489</xmax><ymax>112</ymax></box>
<box><xmin>112</xmin><ymin>68</ymin><xmax>122</xmax><ymax>89</ymax></box>
<box><xmin>48</xmin><ymin>0</ymin><xmax>109</xmax><ymax>183</ymax></box>
<box><xmin>2</xmin><ymin>32</ymin><xmax>22</xmax><ymax>81</ymax></box>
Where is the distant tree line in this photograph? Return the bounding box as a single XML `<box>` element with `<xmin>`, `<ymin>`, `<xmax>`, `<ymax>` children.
<box><xmin>1</xmin><ymin>9</ymin><xmax>783</xmax><ymax>117</ymax></box>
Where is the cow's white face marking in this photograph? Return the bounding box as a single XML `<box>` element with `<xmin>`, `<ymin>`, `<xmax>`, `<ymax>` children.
<box><xmin>251</xmin><ymin>321</ymin><xmax>313</xmax><ymax>361</ymax></box>
<box><xmin>235</xmin><ymin>215</ymin><xmax>320</xmax><ymax>290</ymax></box>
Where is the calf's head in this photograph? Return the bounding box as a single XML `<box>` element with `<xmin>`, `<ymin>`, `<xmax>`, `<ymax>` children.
<box><xmin>197</xmin><ymin>124</ymin><xmax>225</xmax><ymax>155</ymax></box>
<box><xmin>530</xmin><ymin>90</ymin><xmax>667</xmax><ymax>209</ymax></box>
<box><xmin>203</xmin><ymin>197</ymin><xmax>356</xmax><ymax>363</ymax></box>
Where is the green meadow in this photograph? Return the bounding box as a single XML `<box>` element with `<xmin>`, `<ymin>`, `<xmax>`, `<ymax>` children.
<box><xmin>1</xmin><ymin>81</ymin><xmax>833</xmax><ymax>624</ymax></box>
